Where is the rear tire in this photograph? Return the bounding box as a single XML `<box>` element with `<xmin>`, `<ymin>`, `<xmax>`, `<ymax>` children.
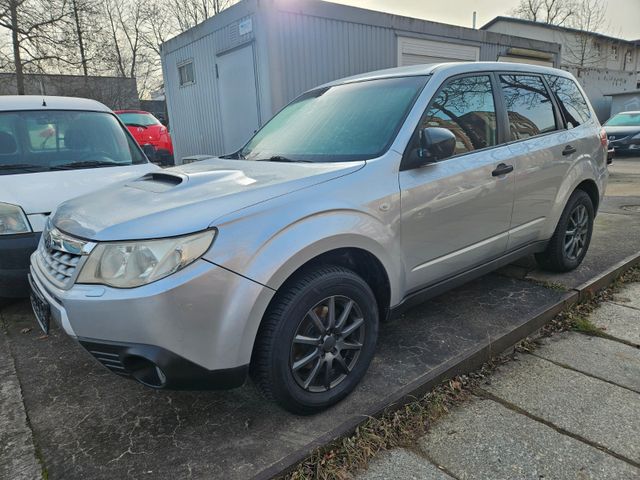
<box><xmin>536</xmin><ymin>189</ymin><xmax>594</xmax><ymax>272</ymax></box>
<box><xmin>251</xmin><ymin>265</ymin><xmax>379</xmax><ymax>415</ymax></box>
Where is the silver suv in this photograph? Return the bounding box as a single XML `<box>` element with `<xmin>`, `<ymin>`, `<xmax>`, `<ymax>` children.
<box><xmin>29</xmin><ymin>63</ymin><xmax>608</xmax><ymax>414</ymax></box>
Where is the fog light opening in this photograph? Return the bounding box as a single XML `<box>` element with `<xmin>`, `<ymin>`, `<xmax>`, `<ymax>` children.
<box><xmin>125</xmin><ymin>356</ymin><xmax>167</xmax><ymax>388</ymax></box>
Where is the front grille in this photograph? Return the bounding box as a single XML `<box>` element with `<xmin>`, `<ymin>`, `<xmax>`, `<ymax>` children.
<box><xmin>40</xmin><ymin>248</ymin><xmax>81</xmax><ymax>285</ymax></box>
<box><xmin>36</xmin><ymin>225</ymin><xmax>93</xmax><ymax>289</ymax></box>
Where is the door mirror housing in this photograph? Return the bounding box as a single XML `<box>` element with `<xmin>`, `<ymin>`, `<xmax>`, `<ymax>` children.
<box><xmin>405</xmin><ymin>127</ymin><xmax>457</xmax><ymax>169</ymax></box>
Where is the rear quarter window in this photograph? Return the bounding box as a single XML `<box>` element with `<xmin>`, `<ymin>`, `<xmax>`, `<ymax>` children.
<box><xmin>546</xmin><ymin>75</ymin><xmax>591</xmax><ymax>128</ymax></box>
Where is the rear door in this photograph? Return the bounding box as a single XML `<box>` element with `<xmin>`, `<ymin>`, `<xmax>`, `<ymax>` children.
<box><xmin>399</xmin><ymin>73</ymin><xmax>516</xmax><ymax>291</ymax></box>
<box><xmin>498</xmin><ymin>73</ymin><xmax>573</xmax><ymax>248</ymax></box>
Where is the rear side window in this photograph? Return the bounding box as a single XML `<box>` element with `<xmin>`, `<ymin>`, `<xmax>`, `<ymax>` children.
<box><xmin>420</xmin><ymin>75</ymin><xmax>497</xmax><ymax>156</ymax></box>
<box><xmin>546</xmin><ymin>75</ymin><xmax>591</xmax><ymax>128</ymax></box>
<box><xmin>500</xmin><ymin>74</ymin><xmax>557</xmax><ymax>141</ymax></box>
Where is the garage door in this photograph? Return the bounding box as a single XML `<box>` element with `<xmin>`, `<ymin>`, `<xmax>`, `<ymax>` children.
<box><xmin>397</xmin><ymin>37</ymin><xmax>480</xmax><ymax>67</ymax></box>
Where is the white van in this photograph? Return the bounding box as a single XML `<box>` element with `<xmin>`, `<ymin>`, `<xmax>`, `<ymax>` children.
<box><xmin>0</xmin><ymin>96</ymin><xmax>157</xmax><ymax>297</ymax></box>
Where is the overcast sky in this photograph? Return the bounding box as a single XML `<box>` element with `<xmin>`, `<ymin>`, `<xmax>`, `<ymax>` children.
<box><xmin>329</xmin><ymin>0</ymin><xmax>640</xmax><ymax>40</ymax></box>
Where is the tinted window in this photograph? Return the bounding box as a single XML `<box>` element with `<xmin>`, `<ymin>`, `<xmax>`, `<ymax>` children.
<box><xmin>500</xmin><ymin>75</ymin><xmax>557</xmax><ymax>140</ymax></box>
<box><xmin>546</xmin><ymin>75</ymin><xmax>591</xmax><ymax>128</ymax></box>
<box><xmin>240</xmin><ymin>76</ymin><xmax>428</xmax><ymax>162</ymax></box>
<box><xmin>420</xmin><ymin>75</ymin><xmax>497</xmax><ymax>156</ymax></box>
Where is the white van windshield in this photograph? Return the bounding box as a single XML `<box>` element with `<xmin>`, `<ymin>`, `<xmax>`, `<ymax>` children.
<box><xmin>0</xmin><ymin>110</ymin><xmax>147</xmax><ymax>175</ymax></box>
<box><xmin>238</xmin><ymin>76</ymin><xmax>429</xmax><ymax>163</ymax></box>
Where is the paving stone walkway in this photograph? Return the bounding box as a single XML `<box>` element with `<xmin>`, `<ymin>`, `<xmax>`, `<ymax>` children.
<box><xmin>357</xmin><ymin>282</ymin><xmax>640</xmax><ymax>480</ymax></box>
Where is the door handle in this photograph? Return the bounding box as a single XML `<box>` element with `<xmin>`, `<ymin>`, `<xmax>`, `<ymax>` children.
<box><xmin>492</xmin><ymin>163</ymin><xmax>514</xmax><ymax>177</ymax></box>
<box><xmin>562</xmin><ymin>145</ymin><xmax>577</xmax><ymax>156</ymax></box>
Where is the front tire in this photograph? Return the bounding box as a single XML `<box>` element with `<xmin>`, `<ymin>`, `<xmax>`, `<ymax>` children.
<box><xmin>536</xmin><ymin>189</ymin><xmax>594</xmax><ymax>272</ymax></box>
<box><xmin>251</xmin><ymin>265</ymin><xmax>379</xmax><ymax>414</ymax></box>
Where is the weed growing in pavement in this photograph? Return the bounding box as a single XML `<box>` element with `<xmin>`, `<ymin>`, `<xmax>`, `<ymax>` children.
<box><xmin>281</xmin><ymin>264</ymin><xmax>640</xmax><ymax>480</ymax></box>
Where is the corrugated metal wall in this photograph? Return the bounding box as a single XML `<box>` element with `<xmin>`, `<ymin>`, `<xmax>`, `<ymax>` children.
<box><xmin>272</xmin><ymin>12</ymin><xmax>396</xmax><ymax>111</ymax></box>
<box><xmin>162</xmin><ymin>14</ymin><xmax>256</xmax><ymax>161</ymax></box>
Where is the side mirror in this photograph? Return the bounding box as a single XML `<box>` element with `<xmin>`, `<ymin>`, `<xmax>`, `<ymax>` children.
<box><xmin>406</xmin><ymin>127</ymin><xmax>456</xmax><ymax>169</ymax></box>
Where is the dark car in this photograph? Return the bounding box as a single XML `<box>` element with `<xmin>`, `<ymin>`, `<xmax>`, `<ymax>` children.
<box><xmin>603</xmin><ymin>111</ymin><xmax>640</xmax><ymax>155</ymax></box>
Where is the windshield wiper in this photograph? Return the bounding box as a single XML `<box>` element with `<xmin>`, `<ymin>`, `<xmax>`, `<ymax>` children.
<box><xmin>124</xmin><ymin>123</ymin><xmax>148</xmax><ymax>129</ymax></box>
<box><xmin>51</xmin><ymin>160</ymin><xmax>122</xmax><ymax>170</ymax></box>
<box><xmin>259</xmin><ymin>156</ymin><xmax>311</xmax><ymax>163</ymax></box>
<box><xmin>0</xmin><ymin>163</ymin><xmax>46</xmax><ymax>172</ymax></box>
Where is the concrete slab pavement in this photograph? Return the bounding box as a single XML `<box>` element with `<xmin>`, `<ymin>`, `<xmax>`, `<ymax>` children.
<box><xmin>356</xmin><ymin>280</ymin><xmax>640</xmax><ymax>480</ymax></box>
<box><xmin>533</xmin><ymin>332</ymin><xmax>640</xmax><ymax>392</ymax></box>
<box><xmin>0</xmin><ymin>330</ymin><xmax>42</xmax><ymax>480</ymax></box>
<box><xmin>591</xmin><ymin>301</ymin><xmax>640</xmax><ymax>346</ymax></box>
<box><xmin>417</xmin><ymin>398</ymin><xmax>638</xmax><ymax>480</ymax></box>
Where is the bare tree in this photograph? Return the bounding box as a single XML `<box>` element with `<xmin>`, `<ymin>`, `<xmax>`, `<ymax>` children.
<box><xmin>167</xmin><ymin>0</ymin><xmax>233</xmax><ymax>31</ymax></box>
<box><xmin>511</xmin><ymin>0</ymin><xmax>575</xmax><ymax>26</ymax></box>
<box><xmin>563</xmin><ymin>0</ymin><xmax>608</xmax><ymax>67</ymax></box>
<box><xmin>0</xmin><ymin>0</ymin><xmax>68</xmax><ymax>93</ymax></box>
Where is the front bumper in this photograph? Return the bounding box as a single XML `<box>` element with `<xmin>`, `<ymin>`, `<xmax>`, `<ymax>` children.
<box><xmin>0</xmin><ymin>232</ymin><xmax>40</xmax><ymax>297</ymax></box>
<box><xmin>29</xmin><ymin>255</ymin><xmax>275</xmax><ymax>389</ymax></box>
<box><xmin>78</xmin><ymin>338</ymin><xmax>248</xmax><ymax>389</ymax></box>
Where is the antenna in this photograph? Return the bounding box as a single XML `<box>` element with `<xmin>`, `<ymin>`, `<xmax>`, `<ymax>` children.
<box><xmin>42</xmin><ymin>98</ymin><xmax>47</xmax><ymax>107</ymax></box>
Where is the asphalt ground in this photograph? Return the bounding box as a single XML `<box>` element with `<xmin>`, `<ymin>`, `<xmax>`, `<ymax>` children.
<box><xmin>1</xmin><ymin>157</ymin><xmax>638</xmax><ymax>480</ymax></box>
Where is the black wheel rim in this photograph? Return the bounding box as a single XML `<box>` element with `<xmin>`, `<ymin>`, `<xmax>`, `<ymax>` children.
<box><xmin>564</xmin><ymin>204</ymin><xmax>589</xmax><ymax>261</ymax></box>
<box><xmin>289</xmin><ymin>295</ymin><xmax>365</xmax><ymax>393</ymax></box>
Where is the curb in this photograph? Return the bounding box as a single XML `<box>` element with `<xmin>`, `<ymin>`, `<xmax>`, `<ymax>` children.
<box><xmin>254</xmin><ymin>251</ymin><xmax>640</xmax><ymax>480</ymax></box>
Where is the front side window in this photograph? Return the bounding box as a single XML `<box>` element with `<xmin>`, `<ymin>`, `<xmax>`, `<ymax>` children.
<box><xmin>240</xmin><ymin>76</ymin><xmax>429</xmax><ymax>162</ymax></box>
<box><xmin>178</xmin><ymin>61</ymin><xmax>195</xmax><ymax>86</ymax></box>
<box><xmin>0</xmin><ymin>111</ymin><xmax>146</xmax><ymax>175</ymax></box>
<box><xmin>419</xmin><ymin>75</ymin><xmax>497</xmax><ymax>156</ymax></box>
<box><xmin>500</xmin><ymin>74</ymin><xmax>557</xmax><ymax>141</ymax></box>
<box><xmin>546</xmin><ymin>75</ymin><xmax>591</xmax><ymax>128</ymax></box>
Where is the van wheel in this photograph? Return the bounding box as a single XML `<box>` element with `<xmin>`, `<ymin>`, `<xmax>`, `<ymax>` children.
<box><xmin>251</xmin><ymin>265</ymin><xmax>378</xmax><ymax>415</ymax></box>
<box><xmin>536</xmin><ymin>190</ymin><xmax>594</xmax><ymax>272</ymax></box>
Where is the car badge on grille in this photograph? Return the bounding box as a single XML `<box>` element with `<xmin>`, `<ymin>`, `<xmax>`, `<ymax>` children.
<box><xmin>45</xmin><ymin>228</ymin><xmax>86</xmax><ymax>255</ymax></box>
<box><xmin>609</xmin><ymin>136</ymin><xmax>615</xmax><ymax>140</ymax></box>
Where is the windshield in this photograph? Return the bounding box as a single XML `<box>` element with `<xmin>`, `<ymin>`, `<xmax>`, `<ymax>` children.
<box><xmin>239</xmin><ymin>76</ymin><xmax>429</xmax><ymax>162</ymax></box>
<box><xmin>0</xmin><ymin>110</ymin><xmax>147</xmax><ymax>175</ymax></box>
<box><xmin>117</xmin><ymin>112</ymin><xmax>161</xmax><ymax>127</ymax></box>
<box><xmin>604</xmin><ymin>112</ymin><xmax>640</xmax><ymax>127</ymax></box>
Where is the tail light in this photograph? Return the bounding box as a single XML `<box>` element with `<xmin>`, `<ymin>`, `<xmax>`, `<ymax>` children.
<box><xmin>159</xmin><ymin>126</ymin><xmax>167</xmax><ymax>135</ymax></box>
<box><xmin>599</xmin><ymin>128</ymin><xmax>608</xmax><ymax>147</ymax></box>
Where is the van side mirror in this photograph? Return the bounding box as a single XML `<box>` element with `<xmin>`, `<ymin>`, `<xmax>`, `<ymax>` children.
<box><xmin>406</xmin><ymin>127</ymin><xmax>457</xmax><ymax>169</ymax></box>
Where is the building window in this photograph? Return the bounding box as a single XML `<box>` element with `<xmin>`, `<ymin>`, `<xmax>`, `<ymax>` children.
<box><xmin>178</xmin><ymin>61</ymin><xmax>195</xmax><ymax>86</ymax></box>
<box><xmin>612</xmin><ymin>45</ymin><xmax>618</xmax><ymax>60</ymax></box>
<box><xmin>594</xmin><ymin>42</ymin><xmax>601</xmax><ymax>56</ymax></box>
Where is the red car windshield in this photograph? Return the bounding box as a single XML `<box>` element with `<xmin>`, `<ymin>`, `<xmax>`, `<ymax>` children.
<box><xmin>117</xmin><ymin>112</ymin><xmax>161</xmax><ymax>127</ymax></box>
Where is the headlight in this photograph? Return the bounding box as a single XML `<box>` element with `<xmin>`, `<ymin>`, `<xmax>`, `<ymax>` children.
<box><xmin>77</xmin><ymin>229</ymin><xmax>216</xmax><ymax>288</ymax></box>
<box><xmin>0</xmin><ymin>202</ymin><xmax>32</xmax><ymax>235</ymax></box>
<box><xmin>632</xmin><ymin>132</ymin><xmax>640</xmax><ymax>139</ymax></box>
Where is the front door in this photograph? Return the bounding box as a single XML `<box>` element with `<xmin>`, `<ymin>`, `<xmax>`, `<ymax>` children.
<box><xmin>216</xmin><ymin>44</ymin><xmax>260</xmax><ymax>153</ymax></box>
<box><xmin>399</xmin><ymin>74</ymin><xmax>515</xmax><ymax>291</ymax></box>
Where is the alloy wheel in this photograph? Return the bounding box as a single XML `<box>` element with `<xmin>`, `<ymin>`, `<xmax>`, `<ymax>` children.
<box><xmin>289</xmin><ymin>295</ymin><xmax>365</xmax><ymax>392</ymax></box>
<box><xmin>564</xmin><ymin>204</ymin><xmax>589</xmax><ymax>261</ymax></box>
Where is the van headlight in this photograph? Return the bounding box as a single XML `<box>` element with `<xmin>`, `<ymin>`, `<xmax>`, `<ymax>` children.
<box><xmin>77</xmin><ymin>229</ymin><xmax>216</xmax><ymax>288</ymax></box>
<box><xmin>0</xmin><ymin>202</ymin><xmax>32</xmax><ymax>235</ymax></box>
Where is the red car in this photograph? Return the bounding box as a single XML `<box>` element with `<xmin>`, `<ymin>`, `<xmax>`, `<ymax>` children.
<box><xmin>115</xmin><ymin>110</ymin><xmax>174</xmax><ymax>165</ymax></box>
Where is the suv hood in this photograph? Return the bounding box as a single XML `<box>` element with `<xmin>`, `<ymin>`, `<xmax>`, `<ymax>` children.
<box><xmin>53</xmin><ymin>158</ymin><xmax>364</xmax><ymax>241</ymax></box>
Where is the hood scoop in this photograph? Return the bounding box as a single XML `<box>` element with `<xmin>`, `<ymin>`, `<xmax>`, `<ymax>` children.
<box><xmin>127</xmin><ymin>172</ymin><xmax>185</xmax><ymax>192</ymax></box>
